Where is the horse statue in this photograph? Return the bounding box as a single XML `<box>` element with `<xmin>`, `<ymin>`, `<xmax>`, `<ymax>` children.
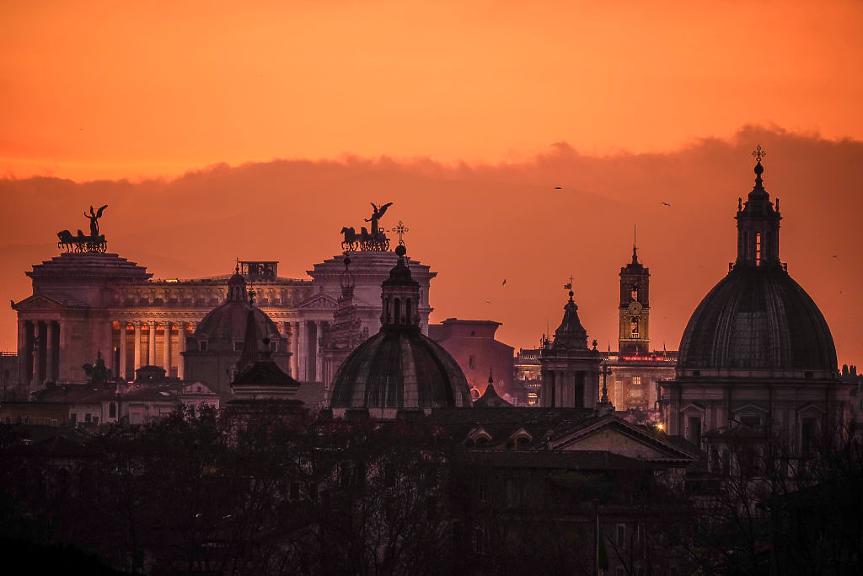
<box><xmin>340</xmin><ymin>226</ymin><xmax>360</xmax><ymax>251</ymax></box>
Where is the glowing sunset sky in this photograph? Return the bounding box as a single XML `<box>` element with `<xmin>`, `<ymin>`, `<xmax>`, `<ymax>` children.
<box><xmin>1</xmin><ymin>1</ymin><xmax>862</xmax><ymax>364</ymax></box>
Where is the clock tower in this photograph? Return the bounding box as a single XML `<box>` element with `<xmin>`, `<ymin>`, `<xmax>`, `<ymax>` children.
<box><xmin>618</xmin><ymin>246</ymin><xmax>650</xmax><ymax>356</ymax></box>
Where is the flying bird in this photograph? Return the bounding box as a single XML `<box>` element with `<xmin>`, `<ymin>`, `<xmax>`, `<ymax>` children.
<box><xmin>555</xmin><ymin>186</ymin><xmax>562</xmax><ymax>190</ymax></box>
<box><xmin>661</xmin><ymin>202</ymin><xmax>672</xmax><ymax>207</ymax></box>
<box><xmin>502</xmin><ymin>279</ymin><xmax>507</xmax><ymax>287</ymax></box>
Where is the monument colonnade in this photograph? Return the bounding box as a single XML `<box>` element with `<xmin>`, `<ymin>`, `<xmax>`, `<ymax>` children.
<box><xmin>112</xmin><ymin>314</ymin><xmax>328</xmax><ymax>383</ymax></box>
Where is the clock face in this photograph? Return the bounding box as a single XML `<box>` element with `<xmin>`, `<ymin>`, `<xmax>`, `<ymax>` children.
<box><xmin>628</xmin><ymin>301</ymin><xmax>643</xmax><ymax>314</ymax></box>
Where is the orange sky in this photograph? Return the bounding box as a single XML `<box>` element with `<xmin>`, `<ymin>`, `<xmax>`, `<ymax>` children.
<box><xmin>2</xmin><ymin>1</ymin><xmax>862</xmax><ymax>179</ymax></box>
<box><xmin>1</xmin><ymin>2</ymin><xmax>862</xmax><ymax>365</ymax></box>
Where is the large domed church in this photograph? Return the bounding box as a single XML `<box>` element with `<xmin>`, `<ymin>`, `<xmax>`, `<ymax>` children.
<box><xmin>659</xmin><ymin>148</ymin><xmax>848</xmax><ymax>451</ymax></box>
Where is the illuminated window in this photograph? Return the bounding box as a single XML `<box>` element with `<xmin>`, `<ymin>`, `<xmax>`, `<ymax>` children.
<box><xmin>630</xmin><ymin>317</ymin><xmax>639</xmax><ymax>337</ymax></box>
<box><xmin>756</xmin><ymin>232</ymin><xmax>762</xmax><ymax>266</ymax></box>
<box><xmin>632</xmin><ymin>376</ymin><xmax>641</xmax><ymax>385</ymax></box>
<box><xmin>631</xmin><ymin>287</ymin><xmax>638</xmax><ymax>301</ymax></box>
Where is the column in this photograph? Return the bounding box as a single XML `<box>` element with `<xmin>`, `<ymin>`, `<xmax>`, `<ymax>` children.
<box><xmin>178</xmin><ymin>322</ymin><xmax>187</xmax><ymax>379</ymax></box>
<box><xmin>22</xmin><ymin>321</ymin><xmax>34</xmax><ymax>388</ymax></box>
<box><xmin>291</xmin><ymin>321</ymin><xmax>299</xmax><ymax>379</ymax></box>
<box><xmin>148</xmin><ymin>321</ymin><xmax>156</xmax><ymax>366</ymax></box>
<box><xmin>134</xmin><ymin>322</ymin><xmax>142</xmax><ymax>371</ymax></box>
<box><xmin>51</xmin><ymin>321</ymin><xmax>61</xmax><ymax>382</ymax></box>
<box><xmin>44</xmin><ymin>321</ymin><xmax>54</xmax><ymax>383</ymax></box>
<box><xmin>119</xmin><ymin>322</ymin><xmax>128</xmax><ymax>381</ymax></box>
<box><xmin>163</xmin><ymin>322</ymin><xmax>172</xmax><ymax>374</ymax></box>
<box><xmin>37</xmin><ymin>321</ymin><xmax>47</xmax><ymax>385</ymax></box>
<box><xmin>314</xmin><ymin>321</ymin><xmax>323</xmax><ymax>383</ymax></box>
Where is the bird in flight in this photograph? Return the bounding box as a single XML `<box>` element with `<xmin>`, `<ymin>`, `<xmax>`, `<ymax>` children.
<box><xmin>555</xmin><ymin>186</ymin><xmax>562</xmax><ymax>190</ymax></box>
<box><xmin>661</xmin><ymin>202</ymin><xmax>671</xmax><ymax>207</ymax></box>
<box><xmin>502</xmin><ymin>279</ymin><xmax>507</xmax><ymax>287</ymax></box>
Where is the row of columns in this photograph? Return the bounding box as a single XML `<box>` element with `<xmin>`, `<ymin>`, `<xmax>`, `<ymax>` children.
<box><xmin>286</xmin><ymin>320</ymin><xmax>328</xmax><ymax>383</ymax></box>
<box><xmin>117</xmin><ymin>321</ymin><xmax>192</xmax><ymax>381</ymax></box>
<box><xmin>21</xmin><ymin>320</ymin><xmax>60</xmax><ymax>386</ymax></box>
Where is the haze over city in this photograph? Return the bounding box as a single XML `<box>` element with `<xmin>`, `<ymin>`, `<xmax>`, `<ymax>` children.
<box><xmin>2</xmin><ymin>0</ymin><xmax>861</xmax><ymax>363</ymax></box>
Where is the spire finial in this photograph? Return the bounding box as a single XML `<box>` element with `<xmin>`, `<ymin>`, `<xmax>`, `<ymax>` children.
<box><xmin>391</xmin><ymin>220</ymin><xmax>410</xmax><ymax>246</ymax></box>
<box><xmin>751</xmin><ymin>144</ymin><xmax>766</xmax><ymax>183</ymax></box>
<box><xmin>752</xmin><ymin>144</ymin><xmax>766</xmax><ymax>164</ymax></box>
<box><xmin>564</xmin><ymin>276</ymin><xmax>574</xmax><ymax>300</ymax></box>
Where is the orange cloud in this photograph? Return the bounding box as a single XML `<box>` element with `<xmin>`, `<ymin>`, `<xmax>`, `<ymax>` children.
<box><xmin>2</xmin><ymin>126</ymin><xmax>861</xmax><ymax>366</ymax></box>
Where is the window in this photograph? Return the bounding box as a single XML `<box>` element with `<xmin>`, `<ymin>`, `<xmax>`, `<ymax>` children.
<box><xmin>478</xmin><ymin>478</ymin><xmax>487</xmax><ymax>502</ymax></box>
<box><xmin>109</xmin><ymin>402</ymin><xmax>117</xmax><ymax>418</ymax></box>
<box><xmin>740</xmin><ymin>415</ymin><xmax>760</xmax><ymax>429</ymax></box>
<box><xmin>631</xmin><ymin>287</ymin><xmax>639</xmax><ymax>301</ymax></box>
<box><xmin>802</xmin><ymin>418</ymin><xmax>816</xmax><ymax>457</ymax></box>
<box><xmin>688</xmin><ymin>416</ymin><xmax>702</xmax><ymax>448</ymax></box>
<box><xmin>234</xmin><ymin>341</ymin><xmax>244</xmax><ymax>352</ymax></box>
<box><xmin>755</xmin><ymin>232</ymin><xmax>762</xmax><ymax>266</ymax></box>
<box><xmin>469</xmin><ymin>355</ymin><xmax>475</xmax><ymax>368</ymax></box>
<box><xmin>616</xmin><ymin>523</ymin><xmax>626</xmax><ymax>547</ymax></box>
<box><xmin>632</xmin><ymin>376</ymin><xmax>641</xmax><ymax>386</ymax></box>
<box><xmin>199</xmin><ymin>340</ymin><xmax>208</xmax><ymax>352</ymax></box>
<box><xmin>630</xmin><ymin>317</ymin><xmax>639</xmax><ymax>337</ymax></box>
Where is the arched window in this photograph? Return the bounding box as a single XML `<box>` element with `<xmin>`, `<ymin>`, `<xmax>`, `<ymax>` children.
<box><xmin>394</xmin><ymin>298</ymin><xmax>401</xmax><ymax>324</ymax></box>
<box><xmin>109</xmin><ymin>402</ymin><xmax>117</xmax><ymax>418</ymax></box>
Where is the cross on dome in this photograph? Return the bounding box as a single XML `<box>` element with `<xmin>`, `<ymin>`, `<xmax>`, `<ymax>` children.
<box><xmin>751</xmin><ymin>144</ymin><xmax>766</xmax><ymax>164</ymax></box>
<box><xmin>391</xmin><ymin>220</ymin><xmax>410</xmax><ymax>245</ymax></box>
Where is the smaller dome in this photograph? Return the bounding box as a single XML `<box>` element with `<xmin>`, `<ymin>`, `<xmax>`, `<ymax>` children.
<box><xmin>329</xmin><ymin>244</ymin><xmax>471</xmax><ymax>411</ymax></box>
<box><xmin>193</xmin><ymin>273</ymin><xmax>281</xmax><ymax>350</ymax></box>
<box><xmin>329</xmin><ymin>330</ymin><xmax>472</xmax><ymax>409</ymax></box>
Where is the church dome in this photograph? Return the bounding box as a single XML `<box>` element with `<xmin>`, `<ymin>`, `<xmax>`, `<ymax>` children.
<box><xmin>192</xmin><ymin>270</ymin><xmax>281</xmax><ymax>350</ymax></box>
<box><xmin>678</xmin><ymin>267</ymin><xmax>836</xmax><ymax>374</ymax></box>
<box><xmin>329</xmin><ymin>245</ymin><xmax>472</xmax><ymax>411</ymax></box>
<box><xmin>677</xmin><ymin>152</ymin><xmax>837</xmax><ymax>376</ymax></box>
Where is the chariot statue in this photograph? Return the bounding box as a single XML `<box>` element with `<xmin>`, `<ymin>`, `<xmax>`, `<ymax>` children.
<box><xmin>340</xmin><ymin>202</ymin><xmax>392</xmax><ymax>251</ymax></box>
<box><xmin>57</xmin><ymin>205</ymin><xmax>108</xmax><ymax>253</ymax></box>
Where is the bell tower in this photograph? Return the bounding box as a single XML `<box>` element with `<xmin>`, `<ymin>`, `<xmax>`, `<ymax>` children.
<box><xmin>618</xmin><ymin>244</ymin><xmax>650</xmax><ymax>356</ymax></box>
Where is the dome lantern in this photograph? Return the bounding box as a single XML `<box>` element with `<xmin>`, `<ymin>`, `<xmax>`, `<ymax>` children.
<box><xmin>735</xmin><ymin>145</ymin><xmax>782</xmax><ymax>269</ymax></box>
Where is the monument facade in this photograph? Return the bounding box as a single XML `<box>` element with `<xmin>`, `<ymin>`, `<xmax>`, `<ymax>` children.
<box><xmin>11</xmin><ymin>204</ymin><xmax>436</xmax><ymax>396</ymax></box>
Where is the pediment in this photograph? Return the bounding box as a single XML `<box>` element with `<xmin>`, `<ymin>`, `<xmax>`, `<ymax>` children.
<box><xmin>680</xmin><ymin>402</ymin><xmax>706</xmax><ymax>414</ymax></box>
<box><xmin>550</xmin><ymin>417</ymin><xmax>695</xmax><ymax>461</ymax></box>
<box><xmin>796</xmin><ymin>402</ymin><xmax>826</xmax><ymax>415</ymax></box>
<box><xmin>12</xmin><ymin>293</ymin><xmax>70</xmax><ymax>312</ymax></box>
<box><xmin>298</xmin><ymin>293</ymin><xmax>338</xmax><ymax>310</ymax></box>
<box><xmin>732</xmin><ymin>403</ymin><xmax>769</xmax><ymax>415</ymax></box>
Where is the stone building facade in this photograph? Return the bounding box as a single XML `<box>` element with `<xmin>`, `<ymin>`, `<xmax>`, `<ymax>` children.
<box><xmin>12</xmin><ymin>232</ymin><xmax>436</xmax><ymax>396</ymax></box>
<box><xmin>429</xmin><ymin>318</ymin><xmax>515</xmax><ymax>403</ymax></box>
